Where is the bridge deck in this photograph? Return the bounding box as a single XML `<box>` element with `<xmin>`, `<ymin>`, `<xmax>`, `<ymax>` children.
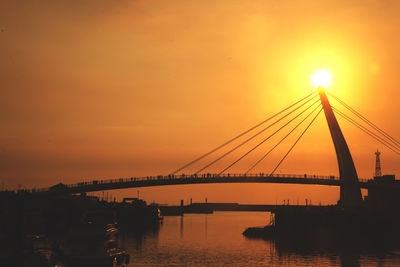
<box><xmin>34</xmin><ymin>173</ymin><xmax>371</xmax><ymax>194</ymax></box>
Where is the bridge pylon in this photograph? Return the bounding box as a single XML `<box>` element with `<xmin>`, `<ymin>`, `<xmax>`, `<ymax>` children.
<box><xmin>317</xmin><ymin>87</ymin><xmax>363</xmax><ymax>208</ymax></box>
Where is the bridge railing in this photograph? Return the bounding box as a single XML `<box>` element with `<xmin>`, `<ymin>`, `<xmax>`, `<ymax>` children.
<box><xmin>49</xmin><ymin>173</ymin><xmax>341</xmax><ymax>189</ymax></box>
<box><xmin>31</xmin><ymin>173</ymin><xmax>370</xmax><ymax>193</ymax></box>
<box><xmin>66</xmin><ymin>173</ymin><xmax>338</xmax><ymax>188</ymax></box>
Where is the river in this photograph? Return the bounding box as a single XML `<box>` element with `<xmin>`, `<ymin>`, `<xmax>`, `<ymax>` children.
<box><xmin>119</xmin><ymin>211</ymin><xmax>400</xmax><ymax>266</ymax></box>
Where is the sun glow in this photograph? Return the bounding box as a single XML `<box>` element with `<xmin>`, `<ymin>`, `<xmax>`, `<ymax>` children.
<box><xmin>311</xmin><ymin>70</ymin><xmax>332</xmax><ymax>88</ymax></box>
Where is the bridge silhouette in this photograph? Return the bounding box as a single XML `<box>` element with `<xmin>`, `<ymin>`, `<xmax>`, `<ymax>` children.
<box><xmin>38</xmin><ymin>173</ymin><xmax>371</xmax><ymax>195</ymax></box>
<box><xmin>34</xmin><ymin>88</ymin><xmax>400</xmax><ymax>206</ymax></box>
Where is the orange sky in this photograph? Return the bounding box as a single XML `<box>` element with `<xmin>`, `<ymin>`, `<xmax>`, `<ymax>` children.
<box><xmin>1</xmin><ymin>0</ymin><xmax>400</xmax><ymax>205</ymax></box>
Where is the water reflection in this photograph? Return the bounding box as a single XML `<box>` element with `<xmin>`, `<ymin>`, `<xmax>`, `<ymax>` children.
<box><xmin>205</xmin><ymin>214</ymin><xmax>208</xmax><ymax>239</ymax></box>
<box><xmin>122</xmin><ymin>212</ymin><xmax>400</xmax><ymax>267</ymax></box>
<box><xmin>272</xmin><ymin>231</ymin><xmax>400</xmax><ymax>267</ymax></box>
<box><xmin>180</xmin><ymin>215</ymin><xmax>184</xmax><ymax>239</ymax></box>
<box><xmin>120</xmin><ymin>224</ymin><xmax>160</xmax><ymax>252</ymax></box>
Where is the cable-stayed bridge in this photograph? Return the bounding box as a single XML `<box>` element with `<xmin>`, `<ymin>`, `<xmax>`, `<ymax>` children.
<box><xmin>34</xmin><ymin>88</ymin><xmax>400</xmax><ymax>207</ymax></box>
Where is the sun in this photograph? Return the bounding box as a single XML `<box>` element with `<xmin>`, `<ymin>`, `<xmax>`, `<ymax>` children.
<box><xmin>311</xmin><ymin>70</ymin><xmax>332</xmax><ymax>88</ymax></box>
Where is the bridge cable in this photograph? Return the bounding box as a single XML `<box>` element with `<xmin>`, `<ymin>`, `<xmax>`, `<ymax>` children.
<box><xmin>269</xmin><ymin>108</ymin><xmax>323</xmax><ymax>176</ymax></box>
<box><xmin>169</xmin><ymin>91</ymin><xmax>317</xmax><ymax>175</ymax></box>
<box><xmin>195</xmin><ymin>97</ymin><xmax>320</xmax><ymax>174</ymax></box>
<box><xmin>245</xmin><ymin>104</ymin><xmax>322</xmax><ymax>174</ymax></box>
<box><xmin>332</xmin><ymin>107</ymin><xmax>400</xmax><ymax>156</ymax></box>
<box><xmin>328</xmin><ymin>91</ymin><xmax>400</xmax><ymax>147</ymax></box>
<box><xmin>218</xmin><ymin>102</ymin><xmax>321</xmax><ymax>175</ymax></box>
<box><xmin>332</xmin><ymin>106</ymin><xmax>400</xmax><ymax>153</ymax></box>
<box><xmin>327</xmin><ymin>92</ymin><xmax>400</xmax><ymax>148</ymax></box>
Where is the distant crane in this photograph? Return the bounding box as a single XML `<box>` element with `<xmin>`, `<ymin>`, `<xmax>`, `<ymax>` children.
<box><xmin>375</xmin><ymin>150</ymin><xmax>382</xmax><ymax>177</ymax></box>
